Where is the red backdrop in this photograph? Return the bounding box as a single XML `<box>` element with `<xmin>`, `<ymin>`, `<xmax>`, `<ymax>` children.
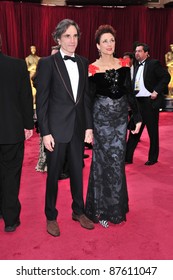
<box><xmin>0</xmin><ymin>2</ymin><xmax>173</xmax><ymax>66</ymax></box>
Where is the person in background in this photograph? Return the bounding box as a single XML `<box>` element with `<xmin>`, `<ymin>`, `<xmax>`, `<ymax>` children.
<box><xmin>123</xmin><ymin>51</ymin><xmax>139</xmax><ymax>135</ymax></box>
<box><xmin>35</xmin><ymin>19</ymin><xmax>94</xmax><ymax>237</ymax></box>
<box><xmin>85</xmin><ymin>25</ymin><xmax>142</xmax><ymax>228</ymax></box>
<box><xmin>51</xmin><ymin>45</ymin><xmax>60</xmax><ymax>55</ymax></box>
<box><xmin>123</xmin><ymin>52</ymin><xmax>135</xmax><ymax>81</ymax></box>
<box><xmin>125</xmin><ymin>43</ymin><xmax>170</xmax><ymax>165</ymax></box>
<box><xmin>0</xmin><ymin>33</ymin><xmax>34</xmax><ymax>232</ymax></box>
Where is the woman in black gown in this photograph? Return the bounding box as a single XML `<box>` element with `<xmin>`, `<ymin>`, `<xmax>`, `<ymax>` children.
<box><xmin>85</xmin><ymin>25</ymin><xmax>142</xmax><ymax>228</ymax></box>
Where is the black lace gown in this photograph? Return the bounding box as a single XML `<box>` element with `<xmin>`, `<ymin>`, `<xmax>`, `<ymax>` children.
<box><xmin>85</xmin><ymin>67</ymin><xmax>141</xmax><ymax>224</ymax></box>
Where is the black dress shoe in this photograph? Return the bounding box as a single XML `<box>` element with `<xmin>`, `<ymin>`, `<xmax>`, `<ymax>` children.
<box><xmin>145</xmin><ymin>160</ymin><xmax>158</xmax><ymax>166</ymax></box>
<box><xmin>5</xmin><ymin>221</ymin><xmax>20</xmax><ymax>232</ymax></box>
<box><xmin>59</xmin><ymin>172</ymin><xmax>70</xmax><ymax>180</ymax></box>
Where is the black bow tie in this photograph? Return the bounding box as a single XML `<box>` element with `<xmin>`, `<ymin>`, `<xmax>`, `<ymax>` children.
<box><xmin>64</xmin><ymin>55</ymin><xmax>76</xmax><ymax>62</ymax></box>
<box><xmin>139</xmin><ymin>59</ymin><xmax>147</xmax><ymax>66</ymax></box>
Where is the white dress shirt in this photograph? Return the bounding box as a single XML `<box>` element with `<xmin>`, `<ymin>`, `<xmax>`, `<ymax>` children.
<box><xmin>130</xmin><ymin>65</ymin><xmax>134</xmax><ymax>80</ymax></box>
<box><xmin>60</xmin><ymin>49</ymin><xmax>79</xmax><ymax>102</ymax></box>
<box><xmin>135</xmin><ymin>61</ymin><xmax>151</xmax><ymax>97</ymax></box>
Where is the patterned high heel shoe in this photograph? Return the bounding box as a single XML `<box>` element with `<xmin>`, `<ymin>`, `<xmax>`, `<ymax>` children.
<box><xmin>99</xmin><ymin>220</ymin><xmax>109</xmax><ymax>228</ymax></box>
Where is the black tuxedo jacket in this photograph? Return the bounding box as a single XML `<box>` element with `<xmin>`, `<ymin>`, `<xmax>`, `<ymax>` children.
<box><xmin>134</xmin><ymin>58</ymin><xmax>170</xmax><ymax>108</ymax></box>
<box><xmin>35</xmin><ymin>51</ymin><xmax>93</xmax><ymax>143</ymax></box>
<box><xmin>0</xmin><ymin>52</ymin><xmax>34</xmax><ymax>144</ymax></box>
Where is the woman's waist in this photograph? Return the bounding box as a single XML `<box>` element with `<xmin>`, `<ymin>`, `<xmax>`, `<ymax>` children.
<box><xmin>96</xmin><ymin>89</ymin><xmax>125</xmax><ymax>100</ymax></box>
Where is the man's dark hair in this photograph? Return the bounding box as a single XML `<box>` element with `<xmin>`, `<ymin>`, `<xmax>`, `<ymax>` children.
<box><xmin>136</xmin><ymin>43</ymin><xmax>150</xmax><ymax>53</ymax></box>
<box><xmin>52</xmin><ymin>19</ymin><xmax>81</xmax><ymax>44</ymax></box>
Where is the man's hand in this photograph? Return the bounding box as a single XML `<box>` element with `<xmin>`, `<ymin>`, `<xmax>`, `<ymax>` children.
<box><xmin>84</xmin><ymin>129</ymin><xmax>93</xmax><ymax>144</ymax></box>
<box><xmin>43</xmin><ymin>134</ymin><xmax>55</xmax><ymax>152</ymax></box>
<box><xmin>24</xmin><ymin>129</ymin><xmax>33</xmax><ymax>140</ymax></box>
<box><xmin>131</xmin><ymin>122</ymin><xmax>142</xmax><ymax>134</ymax></box>
<box><xmin>151</xmin><ymin>90</ymin><xmax>158</xmax><ymax>100</ymax></box>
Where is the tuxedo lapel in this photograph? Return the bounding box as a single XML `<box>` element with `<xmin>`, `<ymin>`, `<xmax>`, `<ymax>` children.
<box><xmin>133</xmin><ymin>59</ymin><xmax>149</xmax><ymax>87</ymax></box>
<box><xmin>143</xmin><ymin>59</ymin><xmax>149</xmax><ymax>80</ymax></box>
<box><xmin>133</xmin><ymin>64</ymin><xmax>139</xmax><ymax>88</ymax></box>
<box><xmin>133</xmin><ymin>63</ymin><xmax>140</xmax><ymax>83</ymax></box>
<box><xmin>53</xmin><ymin>53</ymin><xmax>75</xmax><ymax>101</ymax></box>
<box><xmin>75</xmin><ymin>55</ymin><xmax>85</xmax><ymax>104</ymax></box>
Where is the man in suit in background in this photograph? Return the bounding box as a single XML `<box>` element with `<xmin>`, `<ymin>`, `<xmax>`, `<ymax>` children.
<box><xmin>123</xmin><ymin>52</ymin><xmax>135</xmax><ymax>81</ymax></box>
<box><xmin>0</xmin><ymin>33</ymin><xmax>34</xmax><ymax>232</ymax></box>
<box><xmin>125</xmin><ymin>43</ymin><xmax>170</xmax><ymax>165</ymax></box>
<box><xmin>36</xmin><ymin>19</ymin><xmax>94</xmax><ymax>237</ymax></box>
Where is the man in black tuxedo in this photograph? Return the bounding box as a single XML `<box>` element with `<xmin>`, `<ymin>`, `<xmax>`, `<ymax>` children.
<box><xmin>36</xmin><ymin>19</ymin><xmax>94</xmax><ymax>237</ymax></box>
<box><xmin>126</xmin><ymin>43</ymin><xmax>170</xmax><ymax>166</ymax></box>
<box><xmin>0</xmin><ymin>34</ymin><xmax>34</xmax><ymax>232</ymax></box>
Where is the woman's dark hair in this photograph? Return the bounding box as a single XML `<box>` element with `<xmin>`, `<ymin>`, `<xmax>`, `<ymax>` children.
<box><xmin>52</xmin><ymin>19</ymin><xmax>81</xmax><ymax>44</ymax></box>
<box><xmin>95</xmin><ymin>25</ymin><xmax>116</xmax><ymax>44</ymax></box>
<box><xmin>123</xmin><ymin>52</ymin><xmax>135</xmax><ymax>60</ymax></box>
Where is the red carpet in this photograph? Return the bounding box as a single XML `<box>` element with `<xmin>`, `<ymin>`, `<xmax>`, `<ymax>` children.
<box><xmin>0</xmin><ymin>112</ymin><xmax>173</xmax><ymax>260</ymax></box>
